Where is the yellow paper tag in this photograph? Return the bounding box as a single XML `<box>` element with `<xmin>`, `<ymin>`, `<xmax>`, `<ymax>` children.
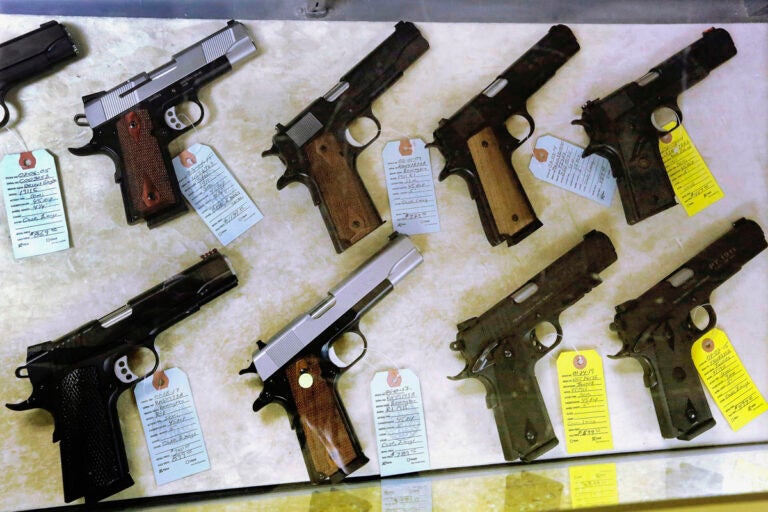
<box><xmin>691</xmin><ymin>328</ymin><xmax>768</xmax><ymax>431</ymax></box>
<box><xmin>556</xmin><ymin>350</ymin><xmax>613</xmax><ymax>453</ymax></box>
<box><xmin>659</xmin><ymin>121</ymin><xmax>723</xmax><ymax>216</ymax></box>
<box><xmin>569</xmin><ymin>463</ymin><xmax>619</xmax><ymax>508</ymax></box>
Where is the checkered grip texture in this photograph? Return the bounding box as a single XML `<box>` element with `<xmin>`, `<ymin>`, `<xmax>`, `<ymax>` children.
<box><xmin>116</xmin><ymin>109</ymin><xmax>180</xmax><ymax>221</ymax></box>
<box><xmin>56</xmin><ymin>366</ymin><xmax>126</xmax><ymax>502</ymax></box>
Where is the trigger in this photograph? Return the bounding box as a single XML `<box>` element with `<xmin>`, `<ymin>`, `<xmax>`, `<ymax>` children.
<box><xmin>114</xmin><ymin>355</ymin><xmax>139</xmax><ymax>384</ymax></box>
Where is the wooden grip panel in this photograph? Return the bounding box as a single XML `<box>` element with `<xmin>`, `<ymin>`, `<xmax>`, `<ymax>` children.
<box><xmin>116</xmin><ymin>109</ymin><xmax>181</xmax><ymax>222</ymax></box>
<box><xmin>285</xmin><ymin>353</ymin><xmax>367</xmax><ymax>482</ymax></box>
<box><xmin>467</xmin><ymin>126</ymin><xmax>537</xmax><ymax>240</ymax></box>
<box><xmin>306</xmin><ymin>132</ymin><xmax>382</xmax><ymax>251</ymax></box>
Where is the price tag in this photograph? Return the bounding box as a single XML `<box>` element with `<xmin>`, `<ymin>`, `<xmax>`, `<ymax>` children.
<box><xmin>528</xmin><ymin>135</ymin><xmax>616</xmax><ymax>206</ymax></box>
<box><xmin>172</xmin><ymin>143</ymin><xmax>262</xmax><ymax>245</ymax></box>
<box><xmin>569</xmin><ymin>463</ymin><xmax>619</xmax><ymax>508</ymax></box>
<box><xmin>1</xmin><ymin>150</ymin><xmax>69</xmax><ymax>258</ymax></box>
<box><xmin>556</xmin><ymin>350</ymin><xmax>613</xmax><ymax>453</ymax></box>
<box><xmin>371</xmin><ymin>368</ymin><xmax>430</xmax><ymax>477</ymax></box>
<box><xmin>134</xmin><ymin>368</ymin><xmax>211</xmax><ymax>485</ymax></box>
<box><xmin>382</xmin><ymin>138</ymin><xmax>440</xmax><ymax>235</ymax></box>
<box><xmin>659</xmin><ymin>122</ymin><xmax>723</xmax><ymax>216</ymax></box>
<box><xmin>691</xmin><ymin>328</ymin><xmax>768</xmax><ymax>431</ymax></box>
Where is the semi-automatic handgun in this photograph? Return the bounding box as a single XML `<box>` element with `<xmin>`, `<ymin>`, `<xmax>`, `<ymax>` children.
<box><xmin>69</xmin><ymin>20</ymin><xmax>256</xmax><ymax>228</ymax></box>
<box><xmin>430</xmin><ymin>25</ymin><xmax>579</xmax><ymax>246</ymax></box>
<box><xmin>0</xmin><ymin>20</ymin><xmax>78</xmax><ymax>128</ymax></box>
<box><xmin>572</xmin><ymin>28</ymin><xmax>737</xmax><ymax>225</ymax></box>
<box><xmin>6</xmin><ymin>251</ymin><xmax>238</xmax><ymax>503</ymax></box>
<box><xmin>263</xmin><ymin>22</ymin><xmax>429</xmax><ymax>253</ymax></box>
<box><xmin>610</xmin><ymin>218</ymin><xmax>766</xmax><ymax>440</ymax></box>
<box><xmin>240</xmin><ymin>233</ymin><xmax>423</xmax><ymax>482</ymax></box>
<box><xmin>448</xmin><ymin>230</ymin><xmax>616</xmax><ymax>461</ymax></box>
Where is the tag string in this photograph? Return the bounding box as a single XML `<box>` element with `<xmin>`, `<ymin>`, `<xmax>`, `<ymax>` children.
<box><xmin>3</xmin><ymin>126</ymin><xmax>29</xmax><ymax>153</ymax></box>
<box><xmin>178</xmin><ymin>113</ymin><xmax>203</xmax><ymax>145</ymax></box>
<box><xmin>351</xmin><ymin>345</ymin><xmax>402</xmax><ymax>376</ymax></box>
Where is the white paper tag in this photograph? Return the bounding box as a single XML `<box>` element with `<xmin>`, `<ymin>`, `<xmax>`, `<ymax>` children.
<box><xmin>1</xmin><ymin>149</ymin><xmax>69</xmax><ymax>258</ymax></box>
<box><xmin>172</xmin><ymin>143</ymin><xmax>262</xmax><ymax>245</ymax></box>
<box><xmin>383</xmin><ymin>138</ymin><xmax>440</xmax><ymax>235</ymax></box>
<box><xmin>371</xmin><ymin>368</ymin><xmax>430</xmax><ymax>477</ymax></box>
<box><xmin>134</xmin><ymin>368</ymin><xmax>210</xmax><ymax>486</ymax></box>
<box><xmin>381</xmin><ymin>478</ymin><xmax>433</xmax><ymax>512</ymax></box>
<box><xmin>528</xmin><ymin>135</ymin><xmax>616</xmax><ymax>206</ymax></box>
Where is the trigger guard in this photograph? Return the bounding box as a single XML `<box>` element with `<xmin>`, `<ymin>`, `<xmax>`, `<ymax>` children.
<box><xmin>164</xmin><ymin>100</ymin><xmax>204</xmax><ymax>131</ymax></box>
<box><xmin>654</xmin><ymin>104</ymin><xmax>682</xmax><ymax>135</ymax></box>
<box><xmin>343</xmin><ymin>114</ymin><xmax>381</xmax><ymax>150</ymax></box>
<box><xmin>532</xmin><ymin>321</ymin><xmax>563</xmax><ymax>352</ymax></box>
<box><xmin>0</xmin><ymin>101</ymin><xmax>9</xmax><ymax>129</ymax></box>
<box><xmin>694</xmin><ymin>304</ymin><xmax>718</xmax><ymax>334</ymax></box>
<box><xmin>518</xmin><ymin>112</ymin><xmax>536</xmax><ymax>144</ymax></box>
<box><xmin>113</xmin><ymin>348</ymin><xmax>159</xmax><ymax>384</ymax></box>
<box><xmin>328</xmin><ymin>331</ymin><xmax>368</xmax><ymax>371</ymax></box>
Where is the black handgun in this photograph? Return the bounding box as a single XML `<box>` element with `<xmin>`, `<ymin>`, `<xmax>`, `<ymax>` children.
<box><xmin>0</xmin><ymin>20</ymin><xmax>78</xmax><ymax>128</ymax></box>
<box><xmin>573</xmin><ymin>28</ymin><xmax>737</xmax><ymax>225</ymax></box>
<box><xmin>263</xmin><ymin>21</ymin><xmax>429</xmax><ymax>253</ymax></box>
<box><xmin>449</xmin><ymin>231</ymin><xmax>617</xmax><ymax>461</ymax></box>
<box><xmin>610</xmin><ymin>218</ymin><xmax>766</xmax><ymax>440</ymax></box>
<box><xmin>69</xmin><ymin>20</ymin><xmax>256</xmax><ymax>228</ymax></box>
<box><xmin>430</xmin><ymin>25</ymin><xmax>579</xmax><ymax>246</ymax></box>
<box><xmin>6</xmin><ymin>251</ymin><xmax>238</xmax><ymax>503</ymax></box>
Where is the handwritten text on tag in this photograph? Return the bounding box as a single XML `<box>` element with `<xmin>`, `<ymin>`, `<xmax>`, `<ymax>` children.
<box><xmin>529</xmin><ymin>135</ymin><xmax>615</xmax><ymax>206</ymax></box>
<box><xmin>1</xmin><ymin>149</ymin><xmax>69</xmax><ymax>258</ymax></box>
<box><xmin>383</xmin><ymin>138</ymin><xmax>440</xmax><ymax>235</ymax></box>
<box><xmin>134</xmin><ymin>368</ymin><xmax>211</xmax><ymax>485</ymax></box>
<box><xmin>172</xmin><ymin>143</ymin><xmax>262</xmax><ymax>245</ymax></box>
<box><xmin>371</xmin><ymin>368</ymin><xmax>430</xmax><ymax>477</ymax></box>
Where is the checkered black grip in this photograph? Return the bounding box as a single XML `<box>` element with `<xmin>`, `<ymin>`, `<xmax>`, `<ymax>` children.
<box><xmin>55</xmin><ymin>366</ymin><xmax>133</xmax><ymax>503</ymax></box>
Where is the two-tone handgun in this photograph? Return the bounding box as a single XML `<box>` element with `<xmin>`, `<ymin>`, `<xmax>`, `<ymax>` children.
<box><xmin>573</xmin><ymin>28</ymin><xmax>737</xmax><ymax>225</ymax></box>
<box><xmin>69</xmin><ymin>20</ymin><xmax>256</xmax><ymax>228</ymax></box>
<box><xmin>6</xmin><ymin>251</ymin><xmax>238</xmax><ymax>503</ymax></box>
<box><xmin>430</xmin><ymin>25</ymin><xmax>579</xmax><ymax>247</ymax></box>
<box><xmin>610</xmin><ymin>218</ymin><xmax>766</xmax><ymax>440</ymax></box>
<box><xmin>240</xmin><ymin>233</ymin><xmax>423</xmax><ymax>482</ymax></box>
<box><xmin>263</xmin><ymin>22</ymin><xmax>429</xmax><ymax>253</ymax></box>
<box><xmin>0</xmin><ymin>20</ymin><xmax>78</xmax><ymax>128</ymax></box>
<box><xmin>448</xmin><ymin>231</ymin><xmax>616</xmax><ymax>461</ymax></box>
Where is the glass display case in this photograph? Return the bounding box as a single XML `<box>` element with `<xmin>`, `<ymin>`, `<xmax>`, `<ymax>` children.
<box><xmin>0</xmin><ymin>2</ymin><xmax>766</xmax><ymax>510</ymax></box>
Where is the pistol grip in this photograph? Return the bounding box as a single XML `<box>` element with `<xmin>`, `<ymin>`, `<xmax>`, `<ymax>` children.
<box><xmin>285</xmin><ymin>353</ymin><xmax>368</xmax><ymax>483</ymax></box>
<box><xmin>486</xmin><ymin>360</ymin><xmax>558</xmax><ymax>462</ymax></box>
<box><xmin>305</xmin><ymin>132</ymin><xmax>383</xmax><ymax>252</ymax></box>
<box><xmin>644</xmin><ymin>348</ymin><xmax>715</xmax><ymax>440</ymax></box>
<box><xmin>115</xmin><ymin>109</ymin><xmax>188</xmax><ymax>227</ymax></box>
<box><xmin>611</xmin><ymin>124</ymin><xmax>677</xmax><ymax>225</ymax></box>
<box><xmin>465</xmin><ymin>125</ymin><xmax>541</xmax><ymax>246</ymax></box>
<box><xmin>54</xmin><ymin>366</ymin><xmax>133</xmax><ymax>503</ymax></box>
